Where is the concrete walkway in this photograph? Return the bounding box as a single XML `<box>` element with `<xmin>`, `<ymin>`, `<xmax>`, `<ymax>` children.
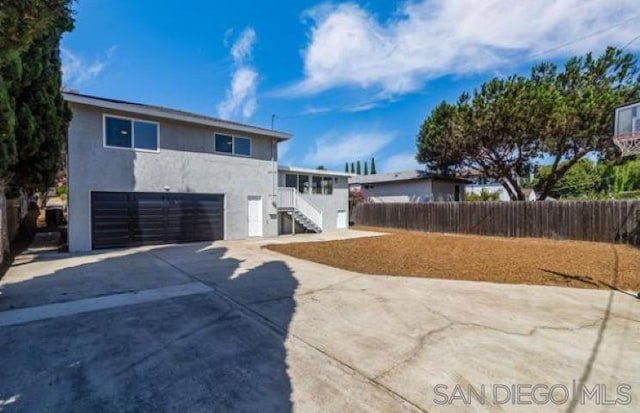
<box><xmin>0</xmin><ymin>230</ymin><xmax>638</xmax><ymax>412</ymax></box>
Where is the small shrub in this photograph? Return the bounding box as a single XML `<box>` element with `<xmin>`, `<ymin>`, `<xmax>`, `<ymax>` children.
<box><xmin>465</xmin><ymin>188</ymin><xmax>501</xmax><ymax>201</ymax></box>
<box><xmin>56</xmin><ymin>184</ymin><xmax>67</xmax><ymax>197</ymax></box>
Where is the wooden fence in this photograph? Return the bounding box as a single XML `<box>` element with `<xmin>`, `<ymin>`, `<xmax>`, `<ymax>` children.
<box><xmin>353</xmin><ymin>201</ymin><xmax>640</xmax><ymax>245</ymax></box>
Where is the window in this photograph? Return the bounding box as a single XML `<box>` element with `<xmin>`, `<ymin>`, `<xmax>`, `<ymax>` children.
<box><xmin>322</xmin><ymin>177</ymin><xmax>333</xmax><ymax>195</ymax></box>
<box><xmin>285</xmin><ymin>174</ymin><xmax>297</xmax><ymax>188</ymax></box>
<box><xmin>312</xmin><ymin>176</ymin><xmax>322</xmax><ymax>194</ymax></box>
<box><xmin>104</xmin><ymin>115</ymin><xmax>158</xmax><ymax>151</ymax></box>
<box><xmin>134</xmin><ymin>121</ymin><xmax>158</xmax><ymax>150</ymax></box>
<box><xmin>215</xmin><ymin>134</ymin><xmax>233</xmax><ymax>153</ymax></box>
<box><xmin>298</xmin><ymin>175</ymin><xmax>309</xmax><ymax>194</ymax></box>
<box><xmin>282</xmin><ymin>173</ymin><xmax>336</xmax><ymax>195</ymax></box>
<box><xmin>215</xmin><ymin>134</ymin><xmax>252</xmax><ymax>156</ymax></box>
<box><xmin>234</xmin><ymin>136</ymin><xmax>251</xmax><ymax>156</ymax></box>
<box><xmin>105</xmin><ymin>117</ymin><xmax>131</xmax><ymax>148</ymax></box>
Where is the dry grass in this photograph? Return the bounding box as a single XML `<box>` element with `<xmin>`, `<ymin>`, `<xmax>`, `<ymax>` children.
<box><xmin>265</xmin><ymin>226</ymin><xmax>640</xmax><ymax>292</ymax></box>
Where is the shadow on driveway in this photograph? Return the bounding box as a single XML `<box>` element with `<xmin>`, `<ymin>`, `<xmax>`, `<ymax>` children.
<box><xmin>0</xmin><ymin>243</ymin><xmax>298</xmax><ymax>412</ymax></box>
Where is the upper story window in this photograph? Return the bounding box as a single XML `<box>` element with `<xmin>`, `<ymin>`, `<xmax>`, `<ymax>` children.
<box><xmin>285</xmin><ymin>174</ymin><xmax>297</xmax><ymax>188</ymax></box>
<box><xmin>215</xmin><ymin>134</ymin><xmax>233</xmax><ymax>153</ymax></box>
<box><xmin>322</xmin><ymin>177</ymin><xmax>334</xmax><ymax>195</ymax></box>
<box><xmin>312</xmin><ymin>176</ymin><xmax>322</xmax><ymax>194</ymax></box>
<box><xmin>298</xmin><ymin>175</ymin><xmax>310</xmax><ymax>194</ymax></box>
<box><xmin>215</xmin><ymin>133</ymin><xmax>252</xmax><ymax>156</ymax></box>
<box><xmin>104</xmin><ymin>115</ymin><xmax>159</xmax><ymax>152</ymax></box>
<box><xmin>234</xmin><ymin>136</ymin><xmax>251</xmax><ymax>156</ymax></box>
<box><xmin>283</xmin><ymin>173</ymin><xmax>336</xmax><ymax>195</ymax></box>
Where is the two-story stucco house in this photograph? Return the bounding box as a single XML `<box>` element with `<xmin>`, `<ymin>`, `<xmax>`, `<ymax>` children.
<box><xmin>64</xmin><ymin>93</ymin><xmax>349</xmax><ymax>251</ymax></box>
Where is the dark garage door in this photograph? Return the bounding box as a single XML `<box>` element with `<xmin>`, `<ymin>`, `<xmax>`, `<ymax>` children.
<box><xmin>91</xmin><ymin>192</ymin><xmax>224</xmax><ymax>249</ymax></box>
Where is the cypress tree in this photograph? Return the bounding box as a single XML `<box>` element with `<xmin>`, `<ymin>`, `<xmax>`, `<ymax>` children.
<box><xmin>356</xmin><ymin>161</ymin><xmax>361</xmax><ymax>175</ymax></box>
<box><xmin>344</xmin><ymin>162</ymin><xmax>348</xmax><ymax>173</ymax></box>
<box><xmin>0</xmin><ymin>0</ymin><xmax>74</xmax><ymax>191</ymax></box>
<box><xmin>350</xmin><ymin>162</ymin><xmax>355</xmax><ymax>174</ymax></box>
<box><xmin>370</xmin><ymin>157</ymin><xmax>377</xmax><ymax>174</ymax></box>
<box><xmin>364</xmin><ymin>161</ymin><xmax>368</xmax><ymax>175</ymax></box>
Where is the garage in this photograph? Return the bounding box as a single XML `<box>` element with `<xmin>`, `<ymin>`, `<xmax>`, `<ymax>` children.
<box><xmin>91</xmin><ymin>192</ymin><xmax>224</xmax><ymax>249</ymax></box>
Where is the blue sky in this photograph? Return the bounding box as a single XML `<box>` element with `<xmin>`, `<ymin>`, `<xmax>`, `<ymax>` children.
<box><xmin>62</xmin><ymin>0</ymin><xmax>640</xmax><ymax>172</ymax></box>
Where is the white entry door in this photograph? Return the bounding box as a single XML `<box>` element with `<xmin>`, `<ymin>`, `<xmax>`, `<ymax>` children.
<box><xmin>247</xmin><ymin>196</ymin><xmax>263</xmax><ymax>237</ymax></box>
<box><xmin>336</xmin><ymin>210</ymin><xmax>347</xmax><ymax>229</ymax></box>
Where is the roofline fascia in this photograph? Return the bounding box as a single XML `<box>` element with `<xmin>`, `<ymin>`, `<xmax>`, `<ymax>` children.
<box><xmin>277</xmin><ymin>165</ymin><xmax>354</xmax><ymax>177</ymax></box>
<box><xmin>64</xmin><ymin>93</ymin><xmax>292</xmax><ymax>141</ymax></box>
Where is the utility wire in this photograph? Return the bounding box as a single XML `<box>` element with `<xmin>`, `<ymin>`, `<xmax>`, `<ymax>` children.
<box><xmin>271</xmin><ymin>96</ymin><xmax>393</xmax><ymax>128</ymax></box>
<box><xmin>272</xmin><ymin>15</ymin><xmax>640</xmax><ymax>130</ymax></box>
<box><xmin>621</xmin><ymin>33</ymin><xmax>640</xmax><ymax>51</ymax></box>
<box><xmin>528</xmin><ymin>14</ymin><xmax>639</xmax><ymax>59</ymax></box>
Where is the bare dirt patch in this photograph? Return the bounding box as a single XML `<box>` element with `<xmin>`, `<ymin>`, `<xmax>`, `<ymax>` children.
<box><xmin>265</xmin><ymin>226</ymin><xmax>640</xmax><ymax>292</ymax></box>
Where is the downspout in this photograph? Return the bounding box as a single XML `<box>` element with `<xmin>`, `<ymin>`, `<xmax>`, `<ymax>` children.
<box><xmin>271</xmin><ymin>138</ymin><xmax>278</xmax><ymax>234</ymax></box>
<box><xmin>271</xmin><ymin>138</ymin><xmax>277</xmax><ymax>202</ymax></box>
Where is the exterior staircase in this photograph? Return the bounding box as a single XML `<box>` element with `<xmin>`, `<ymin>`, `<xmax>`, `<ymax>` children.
<box><xmin>278</xmin><ymin>188</ymin><xmax>323</xmax><ymax>233</ymax></box>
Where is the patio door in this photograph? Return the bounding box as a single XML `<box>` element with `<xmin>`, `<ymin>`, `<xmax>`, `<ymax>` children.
<box><xmin>247</xmin><ymin>196</ymin><xmax>263</xmax><ymax>237</ymax></box>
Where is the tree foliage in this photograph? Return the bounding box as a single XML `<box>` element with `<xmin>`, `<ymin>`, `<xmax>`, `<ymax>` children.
<box><xmin>533</xmin><ymin>159</ymin><xmax>601</xmax><ymax>198</ymax></box>
<box><xmin>533</xmin><ymin>157</ymin><xmax>640</xmax><ymax>199</ymax></box>
<box><xmin>464</xmin><ymin>189</ymin><xmax>501</xmax><ymax>202</ymax></box>
<box><xmin>0</xmin><ymin>0</ymin><xmax>73</xmax><ymax>190</ymax></box>
<box><xmin>417</xmin><ymin>47</ymin><xmax>640</xmax><ymax>200</ymax></box>
<box><xmin>370</xmin><ymin>157</ymin><xmax>376</xmax><ymax>174</ymax></box>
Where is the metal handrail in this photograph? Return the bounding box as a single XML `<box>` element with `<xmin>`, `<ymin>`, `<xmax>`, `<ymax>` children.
<box><xmin>277</xmin><ymin>187</ymin><xmax>323</xmax><ymax>230</ymax></box>
<box><xmin>278</xmin><ymin>187</ymin><xmax>296</xmax><ymax>209</ymax></box>
<box><xmin>295</xmin><ymin>192</ymin><xmax>323</xmax><ymax>230</ymax></box>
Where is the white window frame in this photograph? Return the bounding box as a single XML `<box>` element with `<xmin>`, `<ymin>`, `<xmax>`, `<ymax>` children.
<box><xmin>214</xmin><ymin>133</ymin><xmax>252</xmax><ymax>157</ymax></box>
<box><xmin>103</xmin><ymin>114</ymin><xmax>160</xmax><ymax>153</ymax></box>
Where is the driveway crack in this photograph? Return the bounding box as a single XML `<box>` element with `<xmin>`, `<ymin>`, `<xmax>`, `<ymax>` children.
<box><xmin>374</xmin><ymin>316</ymin><xmax>605</xmax><ymax>382</ymax></box>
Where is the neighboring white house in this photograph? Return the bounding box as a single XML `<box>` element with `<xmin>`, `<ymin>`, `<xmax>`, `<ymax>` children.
<box><xmin>349</xmin><ymin>170</ymin><xmax>469</xmax><ymax>203</ymax></box>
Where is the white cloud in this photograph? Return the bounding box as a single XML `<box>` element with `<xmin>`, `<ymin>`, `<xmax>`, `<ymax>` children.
<box><xmin>61</xmin><ymin>46</ymin><xmax>115</xmax><ymax>88</ymax></box>
<box><xmin>231</xmin><ymin>28</ymin><xmax>257</xmax><ymax>62</ymax></box>
<box><xmin>303</xmin><ymin>131</ymin><xmax>393</xmax><ymax>166</ymax></box>
<box><xmin>380</xmin><ymin>152</ymin><xmax>422</xmax><ymax>173</ymax></box>
<box><xmin>217</xmin><ymin>28</ymin><xmax>259</xmax><ymax>120</ymax></box>
<box><xmin>290</xmin><ymin>0</ymin><xmax>640</xmax><ymax>95</ymax></box>
<box><xmin>277</xmin><ymin>140</ymin><xmax>292</xmax><ymax>161</ymax></box>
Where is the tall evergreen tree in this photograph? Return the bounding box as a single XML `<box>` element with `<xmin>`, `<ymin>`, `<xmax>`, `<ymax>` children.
<box><xmin>356</xmin><ymin>161</ymin><xmax>361</xmax><ymax>175</ymax></box>
<box><xmin>417</xmin><ymin>47</ymin><xmax>640</xmax><ymax>200</ymax></box>
<box><xmin>350</xmin><ymin>162</ymin><xmax>355</xmax><ymax>174</ymax></box>
<box><xmin>364</xmin><ymin>161</ymin><xmax>369</xmax><ymax>175</ymax></box>
<box><xmin>0</xmin><ymin>1</ymin><xmax>73</xmax><ymax>257</ymax></box>
<box><xmin>0</xmin><ymin>0</ymin><xmax>74</xmax><ymax>191</ymax></box>
<box><xmin>344</xmin><ymin>162</ymin><xmax>348</xmax><ymax>173</ymax></box>
<box><xmin>370</xmin><ymin>157</ymin><xmax>377</xmax><ymax>174</ymax></box>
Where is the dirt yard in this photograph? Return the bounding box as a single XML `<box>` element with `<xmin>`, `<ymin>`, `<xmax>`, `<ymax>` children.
<box><xmin>265</xmin><ymin>227</ymin><xmax>640</xmax><ymax>292</ymax></box>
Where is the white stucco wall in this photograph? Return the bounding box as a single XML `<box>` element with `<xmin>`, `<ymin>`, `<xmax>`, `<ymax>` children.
<box><xmin>363</xmin><ymin>180</ymin><xmax>433</xmax><ymax>203</ymax></box>
<box><xmin>353</xmin><ymin>179</ymin><xmax>465</xmax><ymax>203</ymax></box>
<box><xmin>277</xmin><ymin>172</ymin><xmax>349</xmax><ymax>231</ymax></box>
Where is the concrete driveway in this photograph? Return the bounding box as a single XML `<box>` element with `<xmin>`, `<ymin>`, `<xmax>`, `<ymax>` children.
<box><xmin>0</xmin><ymin>231</ymin><xmax>639</xmax><ymax>412</ymax></box>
